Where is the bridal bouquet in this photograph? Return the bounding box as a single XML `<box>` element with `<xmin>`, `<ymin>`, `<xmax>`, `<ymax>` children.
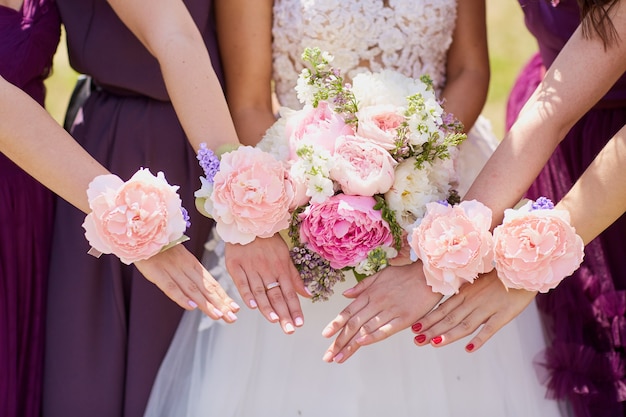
<box><xmin>196</xmin><ymin>47</ymin><xmax>466</xmax><ymax>301</ymax></box>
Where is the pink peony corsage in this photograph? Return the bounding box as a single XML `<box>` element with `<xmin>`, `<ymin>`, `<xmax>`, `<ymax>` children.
<box><xmin>83</xmin><ymin>168</ymin><xmax>190</xmax><ymax>265</ymax></box>
<box><xmin>194</xmin><ymin>144</ymin><xmax>299</xmax><ymax>245</ymax></box>
<box><xmin>492</xmin><ymin>197</ymin><xmax>584</xmax><ymax>293</ymax></box>
<box><xmin>409</xmin><ymin>200</ymin><xmax>495</xmax><ymax>295</ymax></box>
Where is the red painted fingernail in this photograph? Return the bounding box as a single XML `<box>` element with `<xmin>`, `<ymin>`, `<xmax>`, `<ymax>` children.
<box><xmin>411</xmin><ymin>322</ymin><xmax>422</xmax><ymax>333</ymax></box>
<box><xmin>466</xmin><ymin>343</ymin><xmax>475</xmax><ymax>352</ymax></box>
<box><xmin>415</xmin><ymin>334</ymin><xmax>426</xmax><ymax>344</ymax></box>
<box><xmin>432</xmin><ymin>336</ymin><xmax>443</xmax><ymax>345</ymax></box>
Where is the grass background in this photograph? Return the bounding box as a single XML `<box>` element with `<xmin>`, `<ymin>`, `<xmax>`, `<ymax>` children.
<box><xmin>43</xmin><ymin>0</ymin><xmax>537</xmax><ymax>138</ymax></box>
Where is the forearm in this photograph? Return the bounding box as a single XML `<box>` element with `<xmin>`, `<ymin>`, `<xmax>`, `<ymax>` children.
<box><xmin>107</xmin><ymin>0</ymin><xmax>240</xmax><ymax>152</ymax></box>
<box><xmin>557</xmin><ymin>124</ymin><xmax>626</xmax><ymax>244</ymax></box>
<box><xmin>465</xmin><ymin>3</ymin><xmax>626</xmax><ymax>227</ymax></box>
<box><xmin>440</xmin><ymin>0</ymin><xmax>489</xmax><ymax>131</ymax></box>
<box><xmin>215</xmin><ymin>0</ymin><xmax>275</xmax><ymax>146</ymax></box>
<box><xmin>0</xmin><ymin>78</ymin><xmax>108</xmax><ymax>213</ymax></box>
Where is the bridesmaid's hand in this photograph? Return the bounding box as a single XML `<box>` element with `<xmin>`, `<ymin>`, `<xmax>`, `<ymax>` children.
<box><xmin>225</xmin><ymin>234</ymin><xmax>309</xmax><ymax>334</ymax></box>
<box><xmin>321</xmin><ymin>261</ymin><xmax>442</xmax><ymax>363</ymax></box>
<box><xmin>412</xmin><ymin>270</ymin><xmax>537</xmax><ymax>351</ymax></box>
<box><xmin>135</xmin><ymin>244</ymin><xmax>240</xmax><ymax>322</ymax></box>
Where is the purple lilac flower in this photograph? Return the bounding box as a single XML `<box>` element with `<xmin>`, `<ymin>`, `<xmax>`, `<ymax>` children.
<box><xmin>181</xmin><ymin>207</ymin><xmax>191</xmax><ymax>229</ymax></box>
<box><xmin>531</xmin><ymin>196</ymin><xmax>555</xmax><ymax>211</ymax></box>
<box><xmin>196</xmin><ymin>143</ymin><xmax>220</xmax><ymax>183</ymax></box>
<box><xmin>290</xmin><ymin>246</ymin><xmax>345</xmax><ymax>302</ymax></box>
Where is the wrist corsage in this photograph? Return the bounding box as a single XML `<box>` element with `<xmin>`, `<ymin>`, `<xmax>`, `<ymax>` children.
<box><xmin>492</xmin><ymin>197</ymin><xmax>584</xmax><ymax>292</ymax></box>
<box><xmin>82</xmin><ymin>168</ymin><xmax>190</xmax><ymax>265</ymax></box>
<box><xmin>409</xmin><ymin>200</ymin><xmax>495</xmax><ymax>295</ymax></box>
<box><xmin>410</xmin><ymin>197</ymin><xmax>584</xmax><ymax>294</ymax></box>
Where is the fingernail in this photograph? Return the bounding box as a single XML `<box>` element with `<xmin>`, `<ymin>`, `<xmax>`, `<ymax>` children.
<box><xmin>285</xmin><ymin>323</ymin><xmax>295</xmax><ymax>333</ymax></box>
<box><xmin>466</xmin><ymin>343</ymin><xmax>475</xmax><ymax>352</ymax></box>
<box><xmin>269</xmin><ymin>312</ymin><xmax>279</xmax><ymax>321</ymax></box>
<box><xmin>322</xmin><ymin>351</ymin><xmax>333</xmax><ymax>362</ymax></box>
<box><xmin>231</xmin><ymin>301</ymin><xmax>241</xmax><ymax>310</ymax></box>
<box><xmin>411</xmin><ymin>322</ymin><xmax>422</xmax><ymax>333</ymax></box>
<box><xmin>227</xmin><ymin>311</ymin><xmax>238</xmax><ymax>321</ymax></box>
<box><xmin>432</xmin><ymin>336</ymin><xmax>443</xmax><ymax>345</ymax></box>
<box><xmin>342</xmin><ymin>288</ymin><xmax>355</xmax><ymax>296</ymax></box>
<box><xmin>188</xmin><ymin>300</ymin><xmax>198</xmax><ymax>309</ymax></box>
<box><xmin>415</xmin><ymin>334</ymin><xmax>426</xmax><ymax>344</ymax></box>
<box><xmin>295</xmin><ymin>317</ymin><xmax>304</xmax><ymax>327</ymax></box>
<box><xmin>333</xmin><ymin>353</ymin><xmax>344</xmax><ymax>363</ymax></box>
<box><xmin>213</xmin><ymin>308</ymin><xmax>224</xmax><ymax>318</ymax></box>
<box><xmin>321</xmin><ymin>326</ymin><xmax>332</xmax><ymax>338</ymax></box>
<box><xmin>304</xmin><ymin>287</ymin><xmax>313</xmax><ymax>296</ymax></box>
<box><xmin>249</xmin><ymin>299</ymin><xmax>257</xmax><ymax>309</ymax></box>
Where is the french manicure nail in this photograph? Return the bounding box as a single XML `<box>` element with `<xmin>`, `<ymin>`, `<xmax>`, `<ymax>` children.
<box><xmin>333</xmin><ymin>353</ymin><xmax>344</xmax><ymax>363</ymax></box>
<box><xmin>227</xmin><ymin>311</ymin><xmax>238</xmax><ymax>321</ymax></box>
<box><xmin>411</xmin><ymin>322</ymin><xmax>422</xmax><ymax>333</ymax></box>
<box><xmin>249</xmin><ymin>299</ymin><xmax>258</xmax><ymax>309</ymax></box>
<box><xmin>295</xmin><ymin>317</ymin><xmax>304</xmax><ymax>327</ymax></box>
<box><xmin>285</xmin><ymin>323</ymin><xmax>295</xmax><ymax>333</ymax></box>
<box><xmin>231</xmin><ymin>301</ymin><xmax>241</xmax><ymax>310</ymax></box>
<box><xmin>432</xmin><ymin>336</ymin><xmax>443</xmax><ymax>345</ymax></box>
<box><xmin>322</xmin><ymin>352</ymin><xmax>333</xmax><ymax>362</ymax></box>
<box><xmin>188</xmin><ymin>300</ymin><xmax>198</xmax><ymax>309</ymax></box>
<box><xmin>415</xmin><ymin>334</ymin><xmax>426</xmax><ymax>344</ymax></box>
<box><xmin>269</xmin><ymin>312</ymin><xmax>279</xmax><ymax>321</ymax></box>
<box><xmin>213</xmin><ymin>308</ymin><xmax>224</xmax><ymax>318</ymax></box>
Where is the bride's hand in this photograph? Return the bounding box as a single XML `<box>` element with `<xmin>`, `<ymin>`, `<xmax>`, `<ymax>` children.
<box><xmin>321</xmin><ymin>261</ymin><xmax>442</xmax><ymax>363</ymax></box>
<box><xmin>412</xmin><ymin>270</ymin><xmax>537</xmax><ymax>351</ymax></box>
<box><xmin>135</xmin><ymin>244</ymin><xmax>240</xmax><ymax>322</ymax></box>
<box><xmin>225</xmin><ymin>234</ymin><xmax>309</xmax><ymax>334</ymax></box>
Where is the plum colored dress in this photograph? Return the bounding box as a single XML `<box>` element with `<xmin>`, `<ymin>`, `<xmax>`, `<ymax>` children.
<box><xmin>507</xmin><ymin>2</ymin><xmax>626</xmax><ymax>416</ymax></box>
<box><xmin>0</xmin><ymin>1</ymin><xmax>60</xmax><ymax>416</ymax></box>
<box><xmin>41</xmin><ymin>1</ymin><xmax>221</xmax><ymax>416</ymax></box>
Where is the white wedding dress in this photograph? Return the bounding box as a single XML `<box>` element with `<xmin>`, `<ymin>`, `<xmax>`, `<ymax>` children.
<box><xmin>145</xmin><ymin>1</ymin><xmax>563</xmax><ymax>416</ymax></box>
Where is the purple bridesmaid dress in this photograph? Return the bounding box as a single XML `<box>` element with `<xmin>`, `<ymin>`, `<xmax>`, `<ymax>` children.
<box><xmin>41</xmin><ymin>1</ymin><xmax>222</xmax><ymax>416</ymax></box>
<box><xmin>0</xmin><ymin>1</ymin><xmax>60</xmax><ymax>416</ymax></box>
<box><xmin>507</xmin><ymin>1</ymin><xmax>626</xmax><ymax>416</ymax></box>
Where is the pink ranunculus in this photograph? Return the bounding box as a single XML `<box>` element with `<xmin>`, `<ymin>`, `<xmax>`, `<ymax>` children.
<box><xmin>410</xmin><ymin>200</ymin><xmax>495</xmax><ymax>295</ymax></box>
<box><xmin>211</xmin><ymin>146</ymin><xmax>296</xmax><ymax>245</ymax></box>
<box><xmin>298</xmin><ymin>194</ymin><xmax>393</xmax><ymax>269</ymax></box>
<box><xmin>493</xmin><ymin>203</ymin><xmax>584</xmax><ymax>293</ymax></box>
<box><xmin>285</xmin><ymin>101</ymin><xmax>354</xmax><ymax>160</ymax></box>
<box><xmin>329</xmin><ymin>135</ymin><xmax>397</xmax><ymax>196</ymax></box>
<box><xmin>356</xmin><ymin>104</ymin><xmax>405</xmax><ymax>150</ymax></box>
<box><xmin>82</xmin><ymin>168</ymin><xmax>187</xmax><ymax>265</ymax></box>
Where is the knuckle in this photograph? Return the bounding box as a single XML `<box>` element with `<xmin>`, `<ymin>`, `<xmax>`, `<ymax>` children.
<box><xmin>459</xmin><ymin>319</ymin><xmax>473</xmax><ymax>332</ymax></box>
<box><xmin>442</xmin><ymin>312</ymin><xmax>457</xmax><ymax>325</ymax></box>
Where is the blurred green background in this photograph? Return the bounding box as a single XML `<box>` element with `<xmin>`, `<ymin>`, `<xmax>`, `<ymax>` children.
<box><xmin>43</xmin><ymin>0</ymin><xmax>537</xmax><ymax>138</ymax></box>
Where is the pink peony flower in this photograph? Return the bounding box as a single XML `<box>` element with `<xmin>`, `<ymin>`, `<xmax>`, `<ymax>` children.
<box><xmin>329</xmin><ymin>135</ymin><xmax>397</xmax><ymax>196</ymax></box>
<box><xmin>211</xmin><ymin>146</ymin><xmax>296</xmax><ymax>245</ymax></box>
<box><xmin>83</xmin><ymin>168</ymin><xmax>187</xmax><ymax>265</ymax></box>
<box><xmin>492</xmin><ymin>200</ymin><xmax>584</xmax><ymax>293</ymax></box>
<box><xmin>298</xmin><ymin>194</ymin><xmax>393</xmax><ymax>269</ymax></box>
<box><xmin>356</xmin><ymin>104</ymin><xmax>405</xmax><ymax>150</ymax></box>
<box><xmin>285</xmin><ymin>101</ymin><xmax>354</xmax><ymax>160</ymax></box>
<box><xmin>410</xmin><ymin>200</ymin><xmax>495</xmax><ymax>295</ymax></box>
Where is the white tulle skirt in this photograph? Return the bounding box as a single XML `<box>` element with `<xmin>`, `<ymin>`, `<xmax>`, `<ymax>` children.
<box><xmin>144</xmin><ymin>117</ymin><xmax>563</xmax><ymax>417</ymax></box>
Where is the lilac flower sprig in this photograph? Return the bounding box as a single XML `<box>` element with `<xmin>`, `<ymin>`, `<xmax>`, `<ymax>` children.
<box><xmin>531</xmin><ymin>196</ymin><xmax>555</xmax><ymax>211</ymax></box>
<box><xmin>290</xmin><ymin>246</ymin><xmax>345</xmax><ymax>302</ymax></box>
<box><xmin>196</xmin><ymin>143</ymin><xmax>220</xmax><ymax>183</ymax></box>
<box><xmin>300</xmin><ymin>47</ymin><xmax>359</xmax><ymax>125</ymax></box>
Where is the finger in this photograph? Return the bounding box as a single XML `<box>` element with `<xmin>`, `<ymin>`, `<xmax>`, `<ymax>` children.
<box><xmin>275</xmin><ymin>274</ymin><xmax>305</xmax><ymax>327</ymax></box>
<box><xmin>322</xmin><ymin>304</ymin><xmax>380</xmax><ymax>361</ymax></box>
<box><xmin>321</xmin><ymin>295</ymin><xmax>370</xmax><ymax>338</ymax></box>
<box><xmin>325</xmin><ymin>332</ymin><xmax>364</xmax><ymax>364</ymax></box>
<box><xmin>264</xmin><ymin>283</ymin><xmax>297</xmax><ymax>334</ymax></box>
<box><xmin>413</xmin><ymin>306</ymin><xmax>485</xmax><ymax>348</ymax></box>
<box><xmin>412</xmin><ymin>293</ymin><xmax>467</xmax><ymax>334</ymax></box>
<box><xmin>354</xmin><ymin>316</ymin><xmax>405</xmax><ymax>346</ymax></box>
<box><xmin>227</xmin><ymin>262</ymin><xmax>259</xmax><ymax>309</ymax></box>
<box><xmin>248</xmin><ymin>274</ymin><xmax>282</xmax><ymax>324</ymax></box>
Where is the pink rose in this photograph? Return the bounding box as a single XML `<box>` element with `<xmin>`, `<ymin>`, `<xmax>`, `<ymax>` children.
<box><xmin>356</xmin><ymin>104</ymin><xmax>405</xmax><ymax>150</ymax></box>
<box><xmin>211</xmin><ymin>146</ymin><xmax>296</xmax><ymax>245</ymax></box>
<box><xmin>285</xmin><ymin>101</ymin><xmax>354</xmax><ymax>160</ymax></box>
<box><xmin>410</xmin><ymin>200</ymin><xmax>494</xmax><ymax>295</ymax></box>
<box><xmin>299</xmin><ymin>194</ymin><xmax>393</xmax><ymax>269</ymax></box>
<box><xmin>83</xmin><ymin>168</ymin><xmax>187</xmax><ymax>265</ymax></box>
<box><xmin>493</xmin><ymin>201</ymin><xmax>584</xmax><ymax>293</ymax></box>
<box><xmin>329</xmin><ymin>135</ymin><xmax>397</xmax><ymax>196</ymax></box>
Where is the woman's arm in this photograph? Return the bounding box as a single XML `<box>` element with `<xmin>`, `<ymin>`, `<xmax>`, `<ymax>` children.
<box><xmin>440</xmin><ymin>0</ymin><xmax>490</xmax><ymax>131</ymax></box>
<box><xmin>106</xmin><ymin>0</ymin><xmax>240</xmax><ymax>151</ymax></box>
<box><xmin>0</xmin><ymin>76</ymin><xmax>239</xmax><ymax>321</ymax></box>
<box><xmin>215</xmin><ymin>0</ymin><xmax>276</xmax><ymax>145</ymax></box>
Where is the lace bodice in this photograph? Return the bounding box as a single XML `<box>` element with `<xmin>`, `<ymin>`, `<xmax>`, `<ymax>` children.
<box><xmin>272</xmin><ymin>0</ymin><xmax>458</xmax><ymax>108</ymax></box>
